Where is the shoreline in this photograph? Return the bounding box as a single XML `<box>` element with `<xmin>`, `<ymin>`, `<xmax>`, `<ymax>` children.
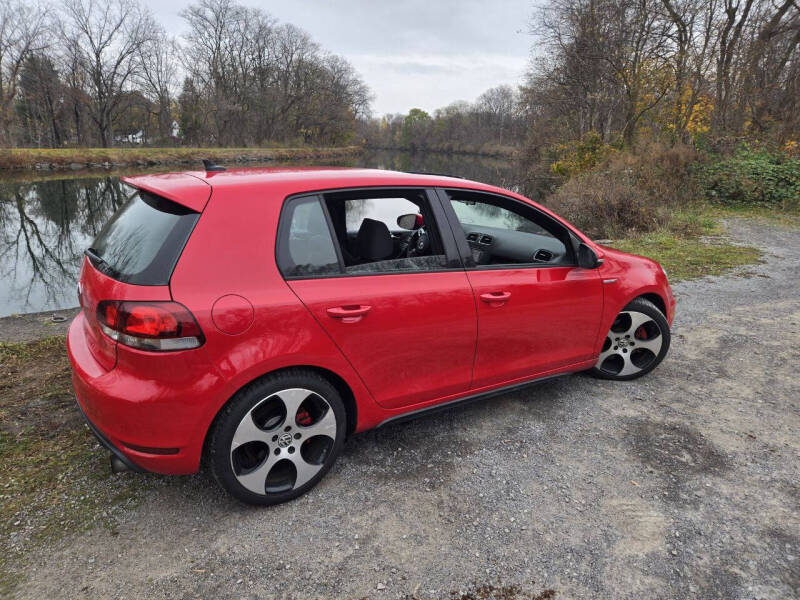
<box><xmin>0</xmin><ymin>308</ymin><xmax>79</xmax><ymax>343</ymax></box>
<box><xmin>0</xmin><ymin>145</ymin><xmax>363</xmax><ymax>172</ymax></box>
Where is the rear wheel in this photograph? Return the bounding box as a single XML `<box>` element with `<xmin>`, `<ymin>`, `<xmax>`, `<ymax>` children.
<box><xmin>208</xmin><ymin>370</ymin><xmax>346</xmax><ymax>505</ymax></box>
<box><xmin>589</xmin><ymin>297</ymin><xmax>670</xmax><ymax>381</ymax></box>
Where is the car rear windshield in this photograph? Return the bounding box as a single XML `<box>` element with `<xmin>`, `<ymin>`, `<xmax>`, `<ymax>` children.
<box><xmin>87</xmin><ymin>190</ymin><xmax>200</xmax><ymax>285</ymax></box>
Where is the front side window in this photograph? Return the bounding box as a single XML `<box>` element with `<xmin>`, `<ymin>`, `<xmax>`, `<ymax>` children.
<box><xmin>322</xmin><ymin>189</ymin><xmax>448</xmax><ymax>274</ymax></box>
<box><xmin>446</xmin><ymin>189</ymin><xmax>574</xmax><ymax>267</ymax></box>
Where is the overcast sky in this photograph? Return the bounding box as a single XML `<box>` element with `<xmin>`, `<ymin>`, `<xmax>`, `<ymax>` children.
<box><xmin>142</xmin><ymin>0</ymin><xmax>534</xmax><ymax>116</ymax></box>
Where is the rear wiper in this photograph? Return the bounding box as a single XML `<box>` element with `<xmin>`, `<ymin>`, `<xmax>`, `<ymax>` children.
<box><xmin>84</xmin><ymin>247</ymin><xmax>106</xmax><ymax>266</ymax></box>
<box><xmin>84</xmin><ymin>247</ymin><xmax>118</xmax><ymax>277</ymax></box>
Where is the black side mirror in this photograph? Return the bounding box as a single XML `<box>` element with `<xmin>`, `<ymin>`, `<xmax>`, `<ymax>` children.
<box><xmin>577</xmin><ymin>243</ymin><xmax>602</xmax><ymax>269</ymax></box>
<box><xmin>397</xmin><ymin>213</ymin><xmax>422</xmax><ymax>230</ymax></box>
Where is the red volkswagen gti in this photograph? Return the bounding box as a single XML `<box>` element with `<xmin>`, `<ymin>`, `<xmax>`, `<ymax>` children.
<box><xmin>67</xmin><ymin>166</ymin><xmax>675</xmax><ymax>505</ymax></box>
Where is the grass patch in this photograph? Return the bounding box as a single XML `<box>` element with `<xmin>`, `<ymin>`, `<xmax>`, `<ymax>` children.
<box><xmin>0</xmin><ymin>145</ymin><xmax>363</xmax><ymax>171</ymax></box>
<box><xmin>610</xmin><ymin>231</ymin><xmax>761</xmax><ymax>282</ymax></box>
<box><xmin>704</xmin><ymin>204</ymin><xmax>800</xmax><ymax>227</ymax></box>
<box><xmin>0</xmin><ymin>337</ymin><xmax>151</xmax><ymax>596</ymax></box>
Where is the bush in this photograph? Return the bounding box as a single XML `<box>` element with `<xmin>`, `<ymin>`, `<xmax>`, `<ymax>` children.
<box><xmin>545</xmin><ymin>170</ymin><xmax>671</xmax><ymax>239</ymax></box>
<box><xmin>699</xmin><ymin>147</ymin><xmax>800</xmax><ymax>209</ymax></box>
<box><xmin>542</xmin><ymin>142</ymin><xmax>700</xmax><ymax>238</ymax></box>
<box><xmin>611</xmin><ymin>142</ymin><xmax>703</xmax><ymax>207</ymax></box>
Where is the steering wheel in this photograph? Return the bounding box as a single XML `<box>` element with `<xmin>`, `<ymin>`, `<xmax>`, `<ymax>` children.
<box><xmin>406</xmin><ymin>226</ymin><xmax>430</xmax><ymax>257</ymax></box>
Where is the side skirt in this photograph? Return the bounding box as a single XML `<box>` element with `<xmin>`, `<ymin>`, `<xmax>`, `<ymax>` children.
<box><xmin>376</xmin><ymin>371</ymin><xmax>573</xmax><ymax>428</ymax></box>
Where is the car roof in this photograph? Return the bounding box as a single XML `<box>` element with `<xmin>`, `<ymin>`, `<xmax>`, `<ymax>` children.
<box><xmin>121</xmin><ymin>167</ymin><xmax>510</xmax><ymax>212</ymax></box>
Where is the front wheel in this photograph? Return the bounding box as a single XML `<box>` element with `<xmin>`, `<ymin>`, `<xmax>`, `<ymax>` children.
<box><xmin>589</xmin><ymin>297</ymin><xmax>670</xmax><ymax>381</ymax></box>
<box><xmin>208</xmin><ymin>370</ymin><xmax>346</xmax><ymax>505</ymax></box>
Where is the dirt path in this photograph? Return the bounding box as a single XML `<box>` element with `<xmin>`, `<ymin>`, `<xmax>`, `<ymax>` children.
<box><xmin>10</xmin><ymin>218</ymin><xmax>800</xmax><ymax>600</ymax></box>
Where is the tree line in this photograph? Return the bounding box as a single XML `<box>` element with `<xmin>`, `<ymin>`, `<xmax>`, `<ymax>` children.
<box><xmin>358</xmin><ymin>85</ymin><xmax>527</xmax><ymax>153</ymax></box>
<box><xmin>0</xmin><ymin>0</ymin><xmax>372</xmax><ymax>148</ymax></box>
<box><xmin>3</xmin><ymin>0</ymin><xmax>798</xmax><ymax>153</ymax></box>
<box><xmin>362</xmin><ymin>0</ymin><xmax>799</xmax><ymax>153</ymax></box>
<box><xmin>524</xmin><ymin>0</ymin><xmax>800</xmax><ymax>149</ymax></box>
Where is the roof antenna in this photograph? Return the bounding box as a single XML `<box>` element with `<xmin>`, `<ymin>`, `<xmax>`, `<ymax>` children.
<box><xmin>202</xmin><ymin>159</ymin><xmax>226</xmax><ymax>172</ymax></box>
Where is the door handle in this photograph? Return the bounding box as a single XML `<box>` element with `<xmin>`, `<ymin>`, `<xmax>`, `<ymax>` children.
<box><xmin>479</xmin><ymin>291</ymin><xmax>511</xmax><ymax>306</ymax></box>
<box><xmin>326</xmin><ymin>305</ymin><xmax>372</xmax><ymax>323</ymax></box>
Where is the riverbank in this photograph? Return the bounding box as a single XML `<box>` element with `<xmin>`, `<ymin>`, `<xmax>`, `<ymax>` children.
<box><xmin>0</xmin><ymin>146</ymin><xmax>363</xmax><ymax>172</ymax></box>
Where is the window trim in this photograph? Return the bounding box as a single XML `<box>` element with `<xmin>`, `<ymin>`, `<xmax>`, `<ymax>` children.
<box><xmin>435</xmin><ymin>187</ymin><xmax>579</xmax><ymax>271</ymax></box>
<box><xmin>276</xmin><ymin>186</ymin><xmax>464</xmax><ymax>281</ymax></box>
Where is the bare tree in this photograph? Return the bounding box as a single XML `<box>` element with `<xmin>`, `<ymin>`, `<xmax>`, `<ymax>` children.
<box><xmin>712</xmin><ymin>0</ymin><xmax>756</xmax><ymax>133</ymax></box>
<box><xmin>137</xmin><ymin>27</ymin><xmax>178</xmax><ymax>142</ymax></box>
<box><xmin>60</xmin><ymin>0</ymin><xmax>154</xmax><ymax>147</ymax></box>
<box><xmin>660</xmin><ymin>0</ymin><xmax>720</xmax><ymax>141</ymax></box>
<box><xmin>475</xmin><ymin>85</ymin><xmax>519</xmax><ymax>144</ymax></box>
<box><xmin>179</xmin><ymin>0</ymin><xmax>370</xmax><ymax>146</ymax></box>
<box><xmin>529</xmin><ymin>0</ymin><xmax>673</xmax><ymax>147</ymax></box>
<box><xmin>0</xmin><ymin>0</ymin><xmax>48</xmax><ymax>146</ymax></box>
<box><xmin>738</xmin><ymin>0</ymin><xmax>800</xmax><ymax>135</ymax></box>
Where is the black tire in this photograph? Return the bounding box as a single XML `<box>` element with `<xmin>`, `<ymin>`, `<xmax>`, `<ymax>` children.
<box><xmin>588</xmin><ymin>297</ymin><xmax>670</xmax><ymax>381</ymax></box>
<box><xmin>207</xmin><ymin>369</ymin><xmax>346</xmax><ymax>505</ymax></box>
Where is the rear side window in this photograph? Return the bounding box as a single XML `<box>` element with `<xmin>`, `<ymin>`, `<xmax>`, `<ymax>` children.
<box><xmin>89</xmin><ymin>191</ymin><xmax>199</xmax><ymax>285</ymax></box>
<box><xmin>277</xmin><ymin>196</ymin><xmax>340</xmax><ymax>277</ymax></box>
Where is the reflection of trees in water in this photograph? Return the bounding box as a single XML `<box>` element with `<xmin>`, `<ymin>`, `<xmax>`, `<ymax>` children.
<box><xmin>0</xmin><ymin>155</ymin><xmax>552</xmax><ymax>315</ymax></box>
<box><xmin>0</xmin><ymin>177</ymin><xmax>130</xmax><ymax>313</ymax></box>
<box><xmin>359</xmin><ymin>150</ymin><xmax>523</xmax><ymax>191</ymax></box>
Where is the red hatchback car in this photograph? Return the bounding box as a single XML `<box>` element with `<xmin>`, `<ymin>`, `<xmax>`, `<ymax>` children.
<box><xmin>67</xmin><ymin>167</ymin><xmax>674</xmax><ymax>505</ymax></box>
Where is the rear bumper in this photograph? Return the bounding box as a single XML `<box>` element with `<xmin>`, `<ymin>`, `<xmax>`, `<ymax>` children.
<box><xmin>75</xmin><ymin>396</ymin><xmax>145</xmax><ymax>473</ymax></box>
<box><xmin>67</xmin><ymin>311</ymin><xmax>227</xmax><ymax>475</ymax></box>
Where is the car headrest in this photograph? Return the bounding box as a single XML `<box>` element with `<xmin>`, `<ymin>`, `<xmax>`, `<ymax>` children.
<box><xmin>356</xmin><ymin>218</ymin><xmax>393</xmax><ymax>262</ymax></box>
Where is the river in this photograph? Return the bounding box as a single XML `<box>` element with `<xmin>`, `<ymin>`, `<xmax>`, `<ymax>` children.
<box><xmin>0</xmin><ymin>150</ymin><xmax>554</xmax><ymax>317</ymax></box>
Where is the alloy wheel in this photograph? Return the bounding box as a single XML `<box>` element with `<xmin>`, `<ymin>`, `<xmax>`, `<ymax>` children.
<box><xmin>230</xmin><ymin>388</ymin><xmax>337</xmax><ymax>495</ymax></box>
<box><xmin>595</xmin><ymin>310</ymin><xmax>664</xmax><ymax>377</ymax></box>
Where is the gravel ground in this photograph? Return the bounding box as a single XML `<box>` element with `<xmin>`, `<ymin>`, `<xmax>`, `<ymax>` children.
<box><xmin>10</xmin><ymin>218</ymin><xmax>800</xmax><ymax>600</ymax></box>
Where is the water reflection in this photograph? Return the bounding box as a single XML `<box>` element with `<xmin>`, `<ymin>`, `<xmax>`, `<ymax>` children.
<box><xmin>0</xmin><ymin>151</ymin><xmax>534</xmax><ymax>316</ymax></box>
<box><xmin>0</xmin><ymin>178</ymin><xmax>131</xmax><ymax>316</ymax></box>
<box><xmin>359</xmin><ymin>149</ymin><xmax>524</xmax><ymax>192</ymax></box>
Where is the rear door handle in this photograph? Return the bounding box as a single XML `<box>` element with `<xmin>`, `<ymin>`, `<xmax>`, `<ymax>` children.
<box><xmin>479</xmin><ymin>291</ymin><xmax>511</xmax><ymax>306</ymax></box>
<box><xmin>326</xmin><ymin>305</ymin><xmax>372</xmax><ymax>323</ymax></box>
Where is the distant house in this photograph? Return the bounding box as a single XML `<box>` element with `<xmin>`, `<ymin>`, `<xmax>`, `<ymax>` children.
<box><xmin>115</xmin><ymin>130</ymin><xmax>145</xmax><ymax>145</ymax></box>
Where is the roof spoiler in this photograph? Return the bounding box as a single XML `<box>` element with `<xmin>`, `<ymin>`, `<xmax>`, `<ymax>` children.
<box><xmin>121</xmin><ymin>173</ymin><xmax>212</xmax><ymax>212</ymax></box>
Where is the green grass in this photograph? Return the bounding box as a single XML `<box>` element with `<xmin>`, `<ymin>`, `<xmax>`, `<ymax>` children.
<box><xmin>602</xmin><ymin>199</ymin><xmax>799</xmax><ymax>282</ymax></box>
<box><xmin>0</xmin><ymin>145</ymin><xmax>363</xmax><ymax>171</ymax></box>
<box><xmin>0</xmin><ymin>337</ymin><xmax>153</xmax><ymax>596</ymax></box>
<box><xmin>610</xmin><ymin>231</ymin><xmax>762</xmax><ymax>282</ymax></box>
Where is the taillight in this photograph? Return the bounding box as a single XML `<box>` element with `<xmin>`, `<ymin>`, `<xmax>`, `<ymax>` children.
<box><xmin>96</xmin><ymin>301</ymin><xmax>204</xmax><ymax>351</ymax></box>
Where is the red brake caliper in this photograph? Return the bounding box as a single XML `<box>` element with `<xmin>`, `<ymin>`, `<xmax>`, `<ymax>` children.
<box><xmin>635</xmin><ymin>326</ymin><xmax>647</xmax><ymax>340</ymax></box>
<box><xmin>296</xmin><ymin>408</ymin><xmax>313</xmax><ymax>426</ymax></box>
